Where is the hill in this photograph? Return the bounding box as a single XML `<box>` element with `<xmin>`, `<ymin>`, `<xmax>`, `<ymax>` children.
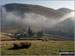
<box><xmin>1</xmin><ymin>3</ymin><xmax>65</xmax><ymax>31</ymax></box>
<box><xmin>58</xmin><ymin>8</ymin><xmax>73</xmax><ymax>14</ymax></box>
<box><xmin>1</xmin><ymin>3</ymin><xmax>74</xmax><ymax>40</ymax></box>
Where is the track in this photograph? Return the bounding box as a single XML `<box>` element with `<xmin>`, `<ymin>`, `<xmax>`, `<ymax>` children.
<box><xmin>1</xmin><ymin>38</ymin><xmax>42</xmax><ymax>41</ymax></box>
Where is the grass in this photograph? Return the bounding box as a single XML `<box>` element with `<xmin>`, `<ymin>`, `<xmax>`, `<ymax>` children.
<box><xmin>0</xmin><ymin>32</ymin><xmax>11</xmax><ymax>40</ymax></box>
<box><xmin>1</xmin><ymin>32</ymin><xmax>74</xmax><ymax>55</ymax></box>
<box><xmin>1</xmin><ymin>40</ymin><xmax>74</xmax><ymax>55</ymax></box>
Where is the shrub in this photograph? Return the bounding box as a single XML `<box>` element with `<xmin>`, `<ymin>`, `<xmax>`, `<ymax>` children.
<box><xmin>13</xmin><ymin>43</ymin><xmax>22</xmax><ymax>49</ymax></box>
<box><xmin>42</xmin><ymin>37</ymin><xmax>48</xmax><ymax>42</ymax></box>
<box><xmin>21</xmin><ymin>42</ymin><xmax>31</xmax><ymax>49</ymax></box>
<box><xmin>13</xmin><ymin>42</ymin><xmax>31</xmax><ymax>49</ymax></box>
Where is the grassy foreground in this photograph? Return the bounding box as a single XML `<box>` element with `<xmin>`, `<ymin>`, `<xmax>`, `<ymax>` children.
<box><xmin>1</xmin><ymin>40</ymin><xmax>74</xmax><ymax>55</ymax></box>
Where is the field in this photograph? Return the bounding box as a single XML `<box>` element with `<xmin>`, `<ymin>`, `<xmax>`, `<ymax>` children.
<box><xmin>0</xmin><ymin>32</ymin><xmax>74</xmax><ymax>55</ymax></box>
<box><xmin>1</xmin><ymin>40</ymin><xmax>74</xmax><ymax>55</ymax></box>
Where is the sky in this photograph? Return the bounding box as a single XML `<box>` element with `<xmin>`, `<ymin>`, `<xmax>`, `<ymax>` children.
<box><xmin>1</xmin><ymin>0</ymin><xmax>74</xmax><ymax>10</ymax></box>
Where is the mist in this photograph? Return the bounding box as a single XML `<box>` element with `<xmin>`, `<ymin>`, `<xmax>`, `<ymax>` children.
<box><xmin>1</xmin><ymin>7</ymin><xmax>74</xmax><ymax>30</ymax></box>
<box><xmin>59</xmin><ymin>11</ymin><xmax>74</xmax><ymax>22</ymax></box>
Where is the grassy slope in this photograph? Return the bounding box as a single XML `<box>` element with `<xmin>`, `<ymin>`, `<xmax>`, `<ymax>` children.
<box><xmin>1</xmin><ymin>32</ymin><xmax>73</xmax><ymax>40</ymax></box>
<box><xmin>0</xmin><ymin>32</ymin><xmax>11</xmax><ymax>40</ymax></box>
<box><xmin>1</xmin><ymin>40</ymin><xmax>74</xmax><ymax>55</ymax></box>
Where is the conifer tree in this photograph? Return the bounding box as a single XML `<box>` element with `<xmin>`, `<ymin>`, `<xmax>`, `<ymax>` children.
<box><xmin>37</xmin><ymin>30</ymin><xmax>43</xmax><ymax>38</ymax></box>
<box><xmin>27</xmin><ymin>26</ymin><xmax>33</xmax><ymax>37</ymax></box>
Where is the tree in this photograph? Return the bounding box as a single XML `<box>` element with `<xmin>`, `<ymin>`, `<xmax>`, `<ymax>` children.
<box><xmin>37</xmin><ymin>30</ymin><xmax>44</xmax><ymax>38</ymax></box>
<box><xmin>27</xmin><ymin>26</ymin><xmax>33</xmax><ymax>37</ymax></box>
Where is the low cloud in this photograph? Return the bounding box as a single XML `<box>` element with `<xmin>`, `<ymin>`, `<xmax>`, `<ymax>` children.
<box><xmin>1</xmin><ymin>7</ymin><xmax>74</xmax><ymax>30</ymax></box>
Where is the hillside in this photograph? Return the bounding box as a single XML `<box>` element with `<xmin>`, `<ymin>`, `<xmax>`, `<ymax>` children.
<box><xmin>1</xmin><ymin>3</ymin><xmax>74</xmax><ymax>40</ymax></box>
<box><xmin>46</xmin><ymin>18</ymin><xmax>74</xmax><ymax>40</ymax></box>
<box><xmin>3</xmin><ymin>3</ymin><xmax>64</xmax><ymax>18</ymax></box>
<box><xmin>58</xmin><ymin>8</ymin><xmax>73</xmax><ymax>14</ymax></box>
<box><xmin>1</xmin><ymin>3</ymin><xmax>65</xmax><ymax>32</ymax></box>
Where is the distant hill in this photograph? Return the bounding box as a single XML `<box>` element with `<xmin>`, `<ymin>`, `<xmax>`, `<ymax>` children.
<box><xmin>58</xmin><ymin>8</ymin><xmax>73</xmax><ymax>14</ymax></box>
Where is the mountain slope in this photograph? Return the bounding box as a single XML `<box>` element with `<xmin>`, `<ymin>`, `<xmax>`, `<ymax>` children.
<box><xmin>1</xmin><ymin>3</ymin><xmax>64</xmax><ymax>32</ymax></box>
<box><xmin>46</xmin><ymin>18</ymin><xmax>74</xmax><ymax>40</ymax></box>
<box><xmin>58</xmin><ymin>8</ymin><xmax>73</xmax><ymax>14</ymax></box>
<box><xmin>1</xmin><ymin>3</ymin><xmax>74</xmax><ymax>40</ymax></box>
<box><xmin>3</xmin><ymin>3</ymin><xmax>64</xmax><ymax>19</ymax></box>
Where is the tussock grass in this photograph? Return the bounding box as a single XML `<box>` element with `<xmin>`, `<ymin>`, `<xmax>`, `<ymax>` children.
<box><xmin>1</xmin><ymin>40</ymin><xmax>74</xmax><ymax>55</ymax></box>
